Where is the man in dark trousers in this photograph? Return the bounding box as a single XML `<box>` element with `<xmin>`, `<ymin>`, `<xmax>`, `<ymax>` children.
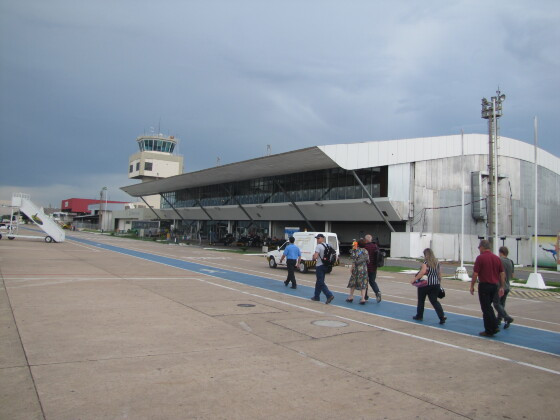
<box><xmin>279</xmin><ymin>236</ymin><xmax>301</xmax><ymax>289</ymax></box>
<box><xmin>470</xmin><ymin>240</ymin><xmax>505</xmax><ymax>337</ymax></box>
<box><xmin>310</xmin><ymin>234</ymin><xmax>334</xmax><ymax>304</ymax></box>
<box><xmin>495</xmin><ymin>246</ymin><xmax>514</xmax><ymax>328</ymax></box>
<box><xmin>363</xmin><ymin>234</ymin><xmax>382</xmax><ymax>302</ymax></box>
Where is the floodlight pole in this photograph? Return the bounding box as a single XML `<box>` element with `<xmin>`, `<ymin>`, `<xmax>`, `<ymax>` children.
<box><xmin>533</xmin><ymin>116</ymin><xmax>538</xmax><ymax>275</ymax></box>
<box><xmin>455</xmin><ymin>130</ymin><xmax>470</xmax><ymax>281</ymax></box>
<box><xmin>460</xmin><ymin>130</ymin><xmax>465</xmax><ymax>266</ymax></box>
<box><xmin>492</xmin><ymin>98</ymin><xmax>499</xmax><ymax>254</ymax></box>
<box><xmin>526</xmin><ymin>116</ymin><xmax>546</xmax><ymax>289</ymax></box>
<box><xmin>481</xmin><ymin>90</ymin><xmax>505</xmax><ymax>254</ymax></box>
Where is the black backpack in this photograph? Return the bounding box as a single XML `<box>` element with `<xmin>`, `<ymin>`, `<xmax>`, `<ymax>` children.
<box><xmin>321</xmin><ymin>243</ymin><xmax>337</xmax><ymax>266</ymax></box>
<box><xmin>376</xmin><ymin>249</ymin><xmax>385</xmax><ymax>267</ymax></box>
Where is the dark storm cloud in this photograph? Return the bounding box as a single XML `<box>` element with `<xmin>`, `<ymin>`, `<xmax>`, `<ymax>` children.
<box><xmin>0</xmin><ymin>0</ymin><xmax>558</xmax><ymax>207</ymax></box>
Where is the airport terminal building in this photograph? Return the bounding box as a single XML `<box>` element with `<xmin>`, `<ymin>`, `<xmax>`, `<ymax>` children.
<box><xmin>120</xmin><ymin>134</ymin><xmax>559</xmax><ymax>259</ymax></box>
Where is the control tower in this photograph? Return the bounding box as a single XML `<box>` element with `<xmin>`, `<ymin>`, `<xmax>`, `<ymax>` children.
<box><xmin>128</xmin><ymin>133</ymin><xmax>184</xmax><ymax>209</ymax></box>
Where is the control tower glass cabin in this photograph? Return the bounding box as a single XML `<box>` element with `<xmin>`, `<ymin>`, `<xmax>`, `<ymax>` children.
<box><xmin>128</xmin><ymin>134</ymin><xmax>183</xmax><ymax>181</ymax></box>
<box><xmin>128</xmin><ymin>134</ymin><xmax>184</xmax><ymax>209</ymax></box>
<box><xmin>137</xmin><ymin>135</ymin><xmax>177</xmax><ymax>153</ymax></box>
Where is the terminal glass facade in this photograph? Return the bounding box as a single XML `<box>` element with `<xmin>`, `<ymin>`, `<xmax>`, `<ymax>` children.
<box><xmin>161</xmin><ymin>166</ymin><xmax>387</xmax><ymax>209</ymax></box>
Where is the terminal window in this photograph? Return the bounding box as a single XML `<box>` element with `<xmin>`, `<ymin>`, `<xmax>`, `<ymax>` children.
<box><xmin>163</xmin><ymin>166</ymin><xmax>388</xmax><ymax>209</ymax></box>
<box><xmin>145</xmin><ymin>162</ymin><xmax>153</xmax><ymax>171</ymax></box>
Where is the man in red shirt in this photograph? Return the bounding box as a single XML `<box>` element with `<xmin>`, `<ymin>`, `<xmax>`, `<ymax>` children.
<box><xmin>470</xmin><ymin>240</ymin><xmax>506</xmax><ymax>337</ymax></box>
<box><xmin>363</xmin><ymin>234</ymin><xmax>381</xmax><ymax>302</ymax></box>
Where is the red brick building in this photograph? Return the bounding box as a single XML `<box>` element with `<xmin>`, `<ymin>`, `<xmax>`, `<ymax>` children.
<box><xmin>61</xmin><ymin>198</ymin><xmax>129</xmax><ymax>215</ymax></box>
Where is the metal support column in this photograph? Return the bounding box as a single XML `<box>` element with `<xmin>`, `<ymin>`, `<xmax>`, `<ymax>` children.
<box><xmin>221</xmin><ymin>186</ymin><xmax>254</xmax><ymax>227</ymax></box>
<box><xmin>160</xmin><ymin>194</ymin><xmax>186</xmax><ymax>222</ymax></box>
<box><xmin>274</xmin><ymin>181</ymin><xmax>316</xmax><ymax>232</ymax></box>
<box><xmin>139</xmin><ymin>197</ymin><xmax>162</xmax><ymax>221</ymax></box>
<box><xmin>195</xmin><ymin>200</ymin><xmax>213</xmax><ymax>221</ymax></box>
<box><xmin>351</xmin><ymin>171</ymin><xmax>395</xmax><ymax>232</ymax></box>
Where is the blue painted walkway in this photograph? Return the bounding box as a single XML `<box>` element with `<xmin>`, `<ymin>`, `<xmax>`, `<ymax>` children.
<box><xmin>69</xmin><ymin>236</ymin><xmax>560</xmax><ymax>356</ymax></box>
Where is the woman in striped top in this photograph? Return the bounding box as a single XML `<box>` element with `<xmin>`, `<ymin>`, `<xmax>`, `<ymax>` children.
<box><xmin>411</xmin><ymin>248</ymin><xmax>446</xmax><ymax>324</ymax></box>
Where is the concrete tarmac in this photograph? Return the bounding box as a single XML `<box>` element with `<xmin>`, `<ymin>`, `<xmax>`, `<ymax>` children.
<box><xmin>1</xmin><ymin>231</ymin><xmax>559</xmax><ymax>420</ymax></box>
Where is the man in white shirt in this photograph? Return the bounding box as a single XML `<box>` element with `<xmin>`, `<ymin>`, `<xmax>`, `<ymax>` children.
<box><xmin>310</xmin><ymin>234</ymin><xmax>334</xmax><ymax>304</ymax></box>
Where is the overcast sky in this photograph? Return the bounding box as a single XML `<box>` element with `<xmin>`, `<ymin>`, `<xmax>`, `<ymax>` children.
<box><xmin>1</xmin><ymin>0</ymin><xmax>558</xmax><ymax>208</ymax></box>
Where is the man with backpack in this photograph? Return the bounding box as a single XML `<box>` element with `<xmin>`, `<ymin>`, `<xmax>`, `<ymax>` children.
<box><xmin>310</xmin><ymin>234</ymin><xmax>335</xmax><ymax>304</ymax></box>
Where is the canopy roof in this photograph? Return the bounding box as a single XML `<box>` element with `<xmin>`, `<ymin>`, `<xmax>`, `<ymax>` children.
<box><xmin>121</xmin><ymin>146</ymin><xmax>338</xmax><ymax>197</ymax></box>
<box><xmin>121</xmin><ymin>134</ymin><xmax>559</xmax><ymax>198</ymax></box>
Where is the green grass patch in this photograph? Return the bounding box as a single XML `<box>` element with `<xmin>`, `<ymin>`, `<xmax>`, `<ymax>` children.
<box><xmin>511</xmin><ymin>277</ymin><xmax>560</xmax><ymax>292</ymax></box>
<box><xmin>378</xmin><ymin>266</ymin><xmax>416</xmax><ymax>273</ymax></box>
<box><xmin>204</xmin><ymin>247</ymin><xmax>259</xmax><ymax>254</ymax></box>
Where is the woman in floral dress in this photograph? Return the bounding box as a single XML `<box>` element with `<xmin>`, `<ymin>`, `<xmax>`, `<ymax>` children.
<box><xmin>346</xmin><ymin>238</ymin><xmax>369</xmax><ymax>304</ymax></box>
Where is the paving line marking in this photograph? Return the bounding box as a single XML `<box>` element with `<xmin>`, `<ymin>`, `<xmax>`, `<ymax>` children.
<box><xmin>2</xmin><ymin>276</ymin><xmax>190</xmax><ymax>281</ymax></box>
<box><xmin>63</xmin><ymin>241</ymin><xmax>101</xmax><ymax>252</ymax></box>
<box><xmin>64</xmin><ymin>237</ymin><xmax>543</xmax><ymax>304</ymax></box>
<box><xmin>65</xmin><ymin>238</ymin><xmax>560</xmax><ymax>360</ymax></box>
<box><xmin>129</xmin><ymin>267</ymin><xmax>560</xmax><ymax>327</ymax></box>
<box><xmin>119</xmin><ymin>259</ymin><xmax>560</xmax><ymax>366</ymax></box>
<box><xmin>71</xmin><ymin>238</ymin><xmax>560</xmax><ymax>332</ymax></box>
<box><xmin>387</xmin><ymin>279</ymin><xmax>541</xmax><ymax>303</ymax></box>
<box><xmin>0</xmin><ymin>246</ymin><xmax>53</xmax><ymax>250</ymax></box>
<box><xmin>335</xmin><ymin>311</ymin><xmax>560</xmax><ymax>376</ymax></box>
<box><xmin>5</xmin><ymin>266</ymin><xmax>560</xmax><ymax>330</ymax></box>
<box><xmin>160</xmin><ymin>272</ymin><xmax>560</xmax><ymax>375</ymax></box>
<box><xmin>368</xmin><ymin>292</ymin><xmax>560</xmax><ymax>327</ymax></box>
<box><xmin>76</xmin><ymin>241</ymin><xmax>235</xmax><ymax>262</ymax></box>
<box><xmin>9</xmin><ymin>274</ymin><xmax>560</xmax><ymax>329</ymax></box>
<box><xmin>110</xmin><ymin>244</ymin><xmax>539</xmax><ymax>303</ymax></box>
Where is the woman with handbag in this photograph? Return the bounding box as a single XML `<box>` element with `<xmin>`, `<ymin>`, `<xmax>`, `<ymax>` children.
<box><xmin>411</xmin><ymin>248</ymin><xmax>447</xmax><ymax>324</ymax></box>
<box><xmin>346</xmin><ymin>239</ymin><xmax>370</xmax><ymax>305</ymax></box>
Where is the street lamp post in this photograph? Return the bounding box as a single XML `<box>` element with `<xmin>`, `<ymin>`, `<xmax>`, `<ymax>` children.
<box><xmin>455</xmin><ymin>130</ymin><xmax>470</xmax><ymax>281</ymax></box>
<box><xmin>526</xmin><ymin>117</ymin><xmax>546</xmax><ymax>289</ymax></box>
<box><xmin>100</xmin><ymin>187</ymin><xmax>107</xmax><ymax>231</ymax></box>
<box><xmin>481</xmin><ymin>90</ymin><xmax>505</xmax><ymax>254</ymax></box>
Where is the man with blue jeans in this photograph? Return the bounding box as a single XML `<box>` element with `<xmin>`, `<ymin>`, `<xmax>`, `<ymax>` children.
<box><xmin>310</xmin><ymin>234</ymin><xmax>334</xmax><ymax>304</ymax></box>
<box><xmin>279</xmin><ymin>236</ymin><xmax>301</xmax><ymax>289</ymax></box>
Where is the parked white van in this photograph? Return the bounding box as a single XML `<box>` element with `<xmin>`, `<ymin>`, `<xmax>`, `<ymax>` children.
<box><xmin>266</xmin><ymin>231</ymin><xmax>340</xmax><ymax>273</ymax></box>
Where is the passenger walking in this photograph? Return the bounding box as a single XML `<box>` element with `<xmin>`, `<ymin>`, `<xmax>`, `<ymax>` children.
<box><xmin>411</xmin><ymin>248</ymin><xmax>446</xmax><ymax>324</ymax></box>
<box><xmin>363</xmin><ymin>234</ymin><xmax>382</xmax><ymax>302</ymax></box>
<box><xmin>494</xmin><ymin>246</ymin><xmax>514</xmax><ymax>328</ymax></box>
<box><xmin>310</xmin><ymin>234</ymin><xmax>334</xmax><ymax>304</ymax></box>
<box><xmin>470</xmin><ymin>240</ymin><xmax>506</xmax><ymax>337</ymax></box>
<box><xmin>279</xmin><ymin>236</ymin><xmax>301</xmax><ymax>289</ymax></box>
<box><xmin>346</xmin><ymin>238</ymin><xmax>369</xmax><ymax>304</ymax></box>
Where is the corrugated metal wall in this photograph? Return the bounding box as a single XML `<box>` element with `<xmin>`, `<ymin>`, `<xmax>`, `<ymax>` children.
<box><xmin>411</xmin><ymin>155</ymin><xmax>560</xmax><ymax>237</ymax></box>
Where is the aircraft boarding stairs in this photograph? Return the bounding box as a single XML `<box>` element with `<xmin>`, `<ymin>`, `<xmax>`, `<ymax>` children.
<box><xmin>6</xmin><ymin>193</ymin><xmax>65</xmax><ymax>243</ymax></box>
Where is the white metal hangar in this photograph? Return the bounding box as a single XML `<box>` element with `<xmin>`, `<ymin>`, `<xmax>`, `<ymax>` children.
<box><xmin>120</xmin><ymin>133</ymin><xmax>560</xmax><ymax>250</ymax></box>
